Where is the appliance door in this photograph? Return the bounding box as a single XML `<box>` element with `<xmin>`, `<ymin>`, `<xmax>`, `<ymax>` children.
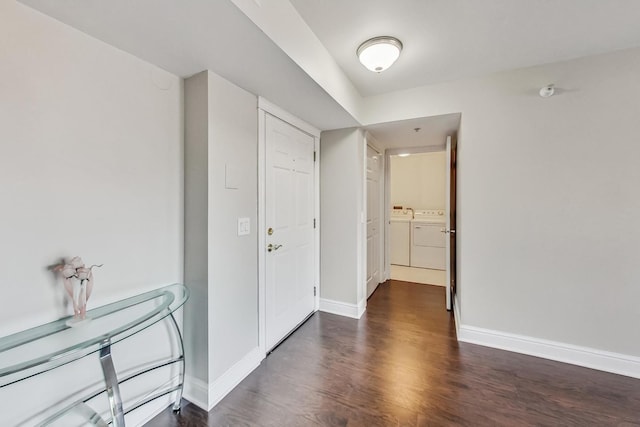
<box><xmin>390</xmin><ymin>221</ymin><xmax>410</xmax><ymax>266</ymax></box>
<box><xmin>413</xmin><ymin>223</ymin><xmax>446</xmax><ymax>247</ymax></box>
<box><xmin>411</xmin><ymin>223</ymin><xmax>446</xmax><ymax>270</ymax></box>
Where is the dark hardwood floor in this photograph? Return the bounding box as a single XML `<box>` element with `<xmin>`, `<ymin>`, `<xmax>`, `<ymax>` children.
<box><xmin>148</xmin><ymin>280</ymin><xmax>640</xmax><ymax>426</ymax></box>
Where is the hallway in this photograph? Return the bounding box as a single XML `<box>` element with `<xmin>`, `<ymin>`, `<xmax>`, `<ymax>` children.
<box><xmin>149</xmin><ymin>281</ymin><xmax>640</xmax><ymax>426</ymax></box>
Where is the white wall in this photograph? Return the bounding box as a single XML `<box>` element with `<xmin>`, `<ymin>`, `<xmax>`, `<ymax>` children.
<box><xmin>183</xmin><ymin>72</ymin><xmax>210</xmax><ymax>385</ymax></box>
<box><xmin>183</xmin><ymin>70</ymin><xmax>259</xmax><ymax>409</ymax></box>
<box><xmin>0</xmin><ymin>1</ymin><xmax>183</xmax><ymax>424</ymax></box>
<box><xmin>207</xmin><ymin>71</ymin><xmax>258</xmax><ymax>381</ymax></box>
<box><xmin>230</xmin><ymin>0</ymin><xmax>364</xmax><ymax>123</ymax></box>
<box><xmin>320</xmin><ymin>128</ymin><xmax>365</xmax><ymax>307</ymax></box>
<box><xmin>363</xmin><ymin>47</ymin><xmax>640</xmax><ymax>358</ymax></box>
<box><xmin>390</xmin><ymin>152</ymin><xmax>446</xmax><ymax>211</ymax></box>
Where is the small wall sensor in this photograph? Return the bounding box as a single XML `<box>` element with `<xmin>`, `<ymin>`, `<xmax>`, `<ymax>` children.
<box><xmin>539</xmin><ymin>84</ymin><xmax>555</xmax><ymax>98</ymax></box>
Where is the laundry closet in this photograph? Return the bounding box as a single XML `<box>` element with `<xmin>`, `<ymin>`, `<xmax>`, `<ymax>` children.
<box><xmin>389</xmin><ymin>151</ymin><xmax>446</xmax><ymax>286</ymax></box>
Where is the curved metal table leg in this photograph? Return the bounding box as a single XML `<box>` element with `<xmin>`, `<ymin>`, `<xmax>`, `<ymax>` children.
<box><xmin>167</xmin><ymin>312</ymin><xmax>185</xmax><ymax>412</ymax></box>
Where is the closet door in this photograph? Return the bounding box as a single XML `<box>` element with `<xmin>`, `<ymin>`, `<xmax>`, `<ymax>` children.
<box><xmin>366</xmin><ymin>145</ymin><xmax>381</xmax><ymax>298</ymax></box>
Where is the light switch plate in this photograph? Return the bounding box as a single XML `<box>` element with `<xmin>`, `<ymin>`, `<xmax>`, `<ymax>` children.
<box><xmin>238</xmin><ymin>217</ymin><xmax>250</xmax><ymax>236</ymax></box>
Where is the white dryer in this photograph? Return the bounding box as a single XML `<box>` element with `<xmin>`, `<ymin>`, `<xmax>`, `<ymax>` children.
<box><xmin>411</xmin><ymin>209</ymin><xmax>446</xmax><ymax>270</ymax></box>
<box><xmin>390</xmin><ymin>208</ymin><xmax>412</xmax><ymax>266</ymax></box>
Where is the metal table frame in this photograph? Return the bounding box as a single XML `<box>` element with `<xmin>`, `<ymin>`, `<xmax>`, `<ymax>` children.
<box><xmin>0</xmin><ymin>284</ymin><xmax>189</xmax><ymax>426</ymax></box>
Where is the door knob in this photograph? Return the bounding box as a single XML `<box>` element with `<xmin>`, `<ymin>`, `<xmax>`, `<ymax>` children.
<box><xmin>267</xmin><ymin>244</ymin><xmax>283</xmax><ymax>252</ymax></box>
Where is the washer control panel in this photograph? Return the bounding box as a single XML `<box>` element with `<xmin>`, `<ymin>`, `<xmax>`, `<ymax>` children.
<box><xmin>414</xmin><ymin>209</ymin><xmax>445</xmax><ymax>218</ymax></box>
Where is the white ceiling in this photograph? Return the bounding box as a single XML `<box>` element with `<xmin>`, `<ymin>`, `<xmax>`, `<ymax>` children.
<box><xmin>366</xmin><ymin>114</ymin><xmax>460</xmax><ymax>150</ymax></box>
<box><xmin>19</xmin><ymin>0</ymin><xmax>359</xmax><ymax>131</ymax></box>
<box><xmin>290</xmin><ymin>0</ymin><xmax>640</xmax><ymax>96</ymax></box>
<box><xmin>18</xmin><ymin>0</ymin><xmax>640</xmax><ymax>149</ymax></box>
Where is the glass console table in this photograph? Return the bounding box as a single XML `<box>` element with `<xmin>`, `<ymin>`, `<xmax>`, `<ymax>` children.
<box><xmin>0</xmin><ymin>283</ymin><xmax>189</xmax><ymax>426</ymax></box>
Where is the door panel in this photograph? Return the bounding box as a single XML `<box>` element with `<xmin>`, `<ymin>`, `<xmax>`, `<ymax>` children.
<box><xmin>266</xmin><ymin>114</ymin><xmax>315</xmax><ymax>351</ymax></box>
<box><xmin>366</xmin><ymin>146</ymin><xmax>381</xmax><ymax>298</ymax></box>
<box><xmin>413</xmin><ymin>224</ymin><xmax>446</xmax><ymax>247</ymax></box>
<box><xmin>390</xmin><ymin>222</ymin><xmax>410</xmax><ymax>266</ymax></box>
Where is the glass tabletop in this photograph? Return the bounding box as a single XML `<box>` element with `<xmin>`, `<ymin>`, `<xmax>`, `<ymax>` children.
<box><xmin>0</xmin><ymin>283</ymin><xmax>188</xmax><ymax>387</ymax></box>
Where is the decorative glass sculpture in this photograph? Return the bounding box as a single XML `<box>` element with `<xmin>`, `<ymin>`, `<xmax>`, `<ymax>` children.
<box><xmin>57</xmin><ymin>257</ymin><xmax>102</xmax><ymax>322</ymax></box>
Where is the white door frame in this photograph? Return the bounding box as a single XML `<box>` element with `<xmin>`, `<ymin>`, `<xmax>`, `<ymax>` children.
<box><xmin>257</xmin><ymin>97</ymin><xmax>320</xmax><ymax>356</ymax></box>
<box><xmin>444</xmin><ymin>136</ymin><xmax>452</xmax><ymax>311</ymax></box>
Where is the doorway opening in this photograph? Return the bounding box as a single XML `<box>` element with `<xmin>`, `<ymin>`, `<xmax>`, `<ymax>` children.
<box><xmin>363</xmin><ymin>114</ymin><xmax>460</xmax><ymax>311</ymax></box>
<box><xmin>388</xmin><ymin>150</ymin><xmax>447</xmax><ymax>286</ymax></box>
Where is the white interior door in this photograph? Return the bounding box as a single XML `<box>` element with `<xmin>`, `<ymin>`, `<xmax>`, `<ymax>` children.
<box><xmin>366</xmin><ymin>145</ymin><xmax>381</xmax><ymax>298</ymax></box>
<box><xmin>265</xmin><ymin>114</ymin><xmax>315</xmax><ymax>350</ymax></box>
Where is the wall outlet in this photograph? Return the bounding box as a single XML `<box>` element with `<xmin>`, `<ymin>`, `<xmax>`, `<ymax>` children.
<box><xmin>238</xmin><ymin>217</ymin><xmax>250</xmax><ymax>236</ymax></box>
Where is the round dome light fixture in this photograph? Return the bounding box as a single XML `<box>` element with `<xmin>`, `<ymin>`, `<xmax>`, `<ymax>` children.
<box><xmin>357</xmin><ymin>36</ymin><xmax>403</xmax><ymax>73</ymax></box>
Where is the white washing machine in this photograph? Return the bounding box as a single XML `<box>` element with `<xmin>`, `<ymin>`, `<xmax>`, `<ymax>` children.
<box><xmin>390</xmin><ymin>208</ymin><xmax>412</xmax><ymax>266</ymax></box>
<box><xmin>411</xmin><ymin>209</ymin><xmax>446</xmax><ymax>270</ymax></box>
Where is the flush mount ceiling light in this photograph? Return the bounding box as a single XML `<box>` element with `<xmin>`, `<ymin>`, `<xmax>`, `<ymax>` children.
<box><xmin>357</xmin><ymin>36</ymin><xmax>403</xmax><ymax>73</ymax></box>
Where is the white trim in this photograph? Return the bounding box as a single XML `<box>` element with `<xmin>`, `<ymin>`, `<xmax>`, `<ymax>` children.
<box><xmin>383</xmin><ymin>149</ymin><xmax>391</xmax><ymax>282</ymax></box>
<box><xmin>258</xmin><ymin>97</ymin><xmax>320</xmax><ymax>138</ymax></box>
<box><xmin>207</xmin><ymin>346</ymin><xmax>264</xmax><ymax>410</ymax></box>
<box><xmin>357</xmin><ymin>298</ymin><xmax>366</xmax><ymax>318</ymax></box>
<box><xmin>377</xmin><ymin>148</ymin><xmax>386</xmax><ymax>282</ymax></box>
<box><xmin>458</xmin><ymin>325</ymin><xmax>640</xmax><ymax>380</ymax></box>
<box><xmin>183</xmin><ymin>375</ymin><xmax>209</xmax><ymax>411</ymax></box>
<box><xmin>314</xmin><ymin>136</ymin><xmax>320</xmax><ymax>311</ymax></box>
<box><xmin>257</xmin><ymin>108</ymin><xmax>267</xmax><ymax>356</ymax></box>
<box><xmin>358</xmin><ymin>133</ymin><xmax>366</xmax><ymax>306</ymax></box>
<box><xmin>184</xmin><ymin>347</ymin><xmax>264</xmax><ymax>411</ymax></box>
<box><xmin>319</xmin><ymin>297</ymin><xmax>366</xmax><ymax>319</ymax></box>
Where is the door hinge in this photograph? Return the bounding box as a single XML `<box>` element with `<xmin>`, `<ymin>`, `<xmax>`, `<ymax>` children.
<box><xmin>313</xmin><ymin>151</ymin><xmax>317</xmax><ymax>162</ymax></box>
<box><xmin>314</xmin><ymin>286</ymin><xmax>317</xmax><ymax>296</ymax></box>
<box><xmin>313</xmin><ymin>218</ymin><xmax>316</xmax><ymax>229</ymax></box>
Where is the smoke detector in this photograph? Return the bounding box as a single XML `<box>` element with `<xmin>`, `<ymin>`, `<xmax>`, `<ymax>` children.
<box><xmin>539</xmin><ymin>84</ymin><xmax>555</xmax><ymax>98</ymax></box>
